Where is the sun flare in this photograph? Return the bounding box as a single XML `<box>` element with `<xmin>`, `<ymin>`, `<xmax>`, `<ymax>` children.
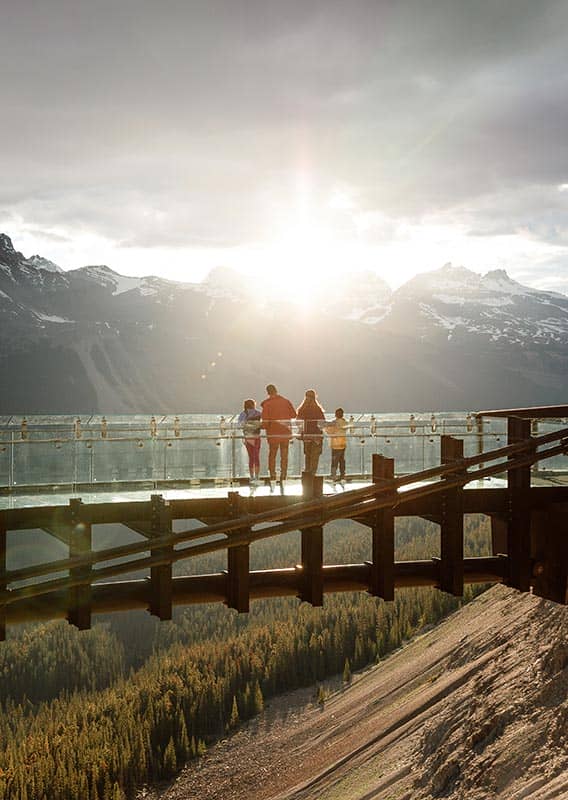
<box><xmin>253</xmin><ymin>223</ymin><xmax>348</xmax><ymax>304</ymax></box>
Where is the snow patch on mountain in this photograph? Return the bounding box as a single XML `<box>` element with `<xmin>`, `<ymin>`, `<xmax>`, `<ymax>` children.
<box><xmin>432</xmin><ymin>292</ymin><xmax>515</xmax><ymax>307</ymax></box>
<box><xmin>25</xmin><ymin>255</ymin><xmax>63</xmax><ymax>273</ymax></box>
<box><xmin>33</xmin><ymin>311</ymin><xmax>75</xmax><ymax>323</ymax></box>
<box><xmin>72</xmin><ymin>265</ymin><xmax>175</xmax><ymax>297</ymax></box>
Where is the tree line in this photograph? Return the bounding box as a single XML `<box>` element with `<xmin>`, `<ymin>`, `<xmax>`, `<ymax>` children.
<box><xmin>0</xmin><ymin>515</ymin><xmax>492</xmax><ymax>799</ymax></box>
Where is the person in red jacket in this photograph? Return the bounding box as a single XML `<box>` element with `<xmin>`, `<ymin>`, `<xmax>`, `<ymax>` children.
<box><xmin>261</xmin><ymin>384</ymin><xmax>297</xmax><ymax>484</ymax></box>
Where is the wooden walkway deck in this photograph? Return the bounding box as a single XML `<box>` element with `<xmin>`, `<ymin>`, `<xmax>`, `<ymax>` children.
<box><xmin>1</xmin><ymin>411</ymin><xmax>567</xmax><ymax>640</ymax></box>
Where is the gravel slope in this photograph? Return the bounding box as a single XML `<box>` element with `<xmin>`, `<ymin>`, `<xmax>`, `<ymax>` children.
<box><xmin>148</xmin><ymin>585</ymin><xmax>568</xmax><ymax>800</ymax></box>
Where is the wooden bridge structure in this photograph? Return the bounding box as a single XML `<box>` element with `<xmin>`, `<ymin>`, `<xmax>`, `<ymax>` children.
<box><xmin>1</xmin><ymin>407</ymin><xmax>567</xmax><ymax>640</ymax></box>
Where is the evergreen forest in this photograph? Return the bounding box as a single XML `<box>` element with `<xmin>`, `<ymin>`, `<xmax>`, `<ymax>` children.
<box><xmin>0</xmin><ymin>515</ymin><xmax>492</xmax><ymax>800</ymax></box>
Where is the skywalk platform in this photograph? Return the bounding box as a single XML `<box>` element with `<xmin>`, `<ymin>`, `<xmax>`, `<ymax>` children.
<box><xmin>0</xmin><ymin>475</ymin><xmax>517</xmax><ymax>511</ymax></box>
<box><xmin>0</xmin><ymin>406</ymin><xmax>567</xmax><ymax>639</ymax></box>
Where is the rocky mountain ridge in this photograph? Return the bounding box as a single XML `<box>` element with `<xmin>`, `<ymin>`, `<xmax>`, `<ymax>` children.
<box><xmin>1</xmin><ymin>233</ymin><xmax>567</xmax><ymax>412</ymax></box>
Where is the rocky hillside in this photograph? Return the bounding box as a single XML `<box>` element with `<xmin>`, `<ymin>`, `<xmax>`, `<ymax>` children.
<box><xmin>155</xmin><ymin>585</ymin><xmax>568</xmax><ymax>800</ymax></box>
<box><xmin>1</xmin><ymin>233</ymin><xmax>567</xmax><ymax>413</ymax></box>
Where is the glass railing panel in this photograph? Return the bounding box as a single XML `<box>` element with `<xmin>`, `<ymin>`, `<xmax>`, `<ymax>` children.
<box><xmin>12</xmin><ymin>438</ymin><xmax>76</xmax><ymax>487</ymax></box>
<box><xmin>368</xmin><ymin>431</ymin><xmax>427</xmax><ymax>474</ymax></box>
<box><xmin>161</xmin><ymin>434</ymin><xmax>236</xmax><ymax>482</ymax></box>
<box><xmin>91</xmin><ymin>438</ymin><xmax>162</xmax><ymax>484</ymax></box>
<box><xmin>0</xmin><ymin>439</ymin><xmax>10</xmax><ymax>486</ymax></box>
<box><xmin>1</xmin><ymin>411</ymin><xmax>564</xmax><ymax>490</ymax></box>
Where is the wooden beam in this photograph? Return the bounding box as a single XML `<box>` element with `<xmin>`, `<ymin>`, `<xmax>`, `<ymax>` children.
<box><xmin>149</xmin><ymin>494</ymin><xmax>173</xmax><ymax>620</ymax></box>
<box><xmin>123</xmin><ymin>522</ymin><xmax>154</xmax><ymax>539</ymax></box>
<box><xmin>2</xmin><ymin>558</ymin><xmax>507</xmax><ymax>624</ymax></box>
<box><xmin>41</xmin><ymin>526</ymin><xmax>72</xmax><ymax>546</ymax></box>
<box><xmin>439</xmin><ymin>436</ymin><xmax>464</xmax><ymax>597</ymax></box>
<box><xmin>299</xmin><ymin>473</ymin><xmax>324</xmax><ymax>606</ymax></box>
<box><xmin>369</xmin><ymin>454</ymin><xmax>395</xmax><ymax>601</ymax></box>
<box><xmin>226</xmin><ymin>492</ymin><xmax>250</xmax><ymax>613</ymax></box>
<box><xmin>67</xmin><ymin>499</ymin><xmax>92</xmax><ymax>631</ymax></box>
<box><xmin>507</xmin><ymin>418</ymin><xmax>532</xmax><ymax>592</ymax></box>
<box><xmin>478</xmin><ymin>404</ymin><xmax>568</xmax><ymax>419</ymax></box>
<box><xmin>530</xmin><ymin>509</ymin><xmax>568</xmax><ymax>604</ymax></box>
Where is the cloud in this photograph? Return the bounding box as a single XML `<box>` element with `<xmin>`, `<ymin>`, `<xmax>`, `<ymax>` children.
<box><xmin>0</xmin><ymin>0</ymin><xmax>567</xmax><ymax>287</ymax></box>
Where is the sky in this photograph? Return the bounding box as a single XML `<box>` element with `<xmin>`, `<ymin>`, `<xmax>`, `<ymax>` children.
<box><xmin>1</xmin><ymin>0</ymin><xmax>568</xmax><ymax>294</ymax></box>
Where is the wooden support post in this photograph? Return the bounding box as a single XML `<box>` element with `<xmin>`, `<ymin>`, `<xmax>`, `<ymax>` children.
<box><xmin>369</xmin><ymin>454</ymin><xmax>395</xmax><ymax>601</ymax></box>
<box><xmin>226</xmin><ymin>492</ymin><xmax>250</xmax><ymax>613</ymax></box>
<box><xmin>439</xmin><ymin>436</ymin><xmax>464</xmax><ymax>596</ymax></box>
<box><xmin>531</xmin><ymin>510</ymin><xmax>568</xmax><ymax>604</ymax></box>
<box><xmin>299</xmin><ymin>472</ymin><xmax>324</xmax><ymax>606</ymax></box>
<box><xmin>149</xmin><ymin>494</ymin><xmax>173</xmax><ymax>620</ymax></box>
<box><xmin>68</xmin><ymin>498</ymin><xmax>92</xmax><ymax>630</ymax></box>
<box><xmin>0</xmin><ymin>525</ymin><xmax>6</xmax><ymax>641</ymax></box>
<box><xmin>507</xmin><ymin>418</ymin><xmax>532</xmax><ymax>592</ymax></box>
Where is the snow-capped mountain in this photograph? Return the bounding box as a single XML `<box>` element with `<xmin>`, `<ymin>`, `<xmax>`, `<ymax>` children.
<box><xmin>386</xmin><ymin>263</ymin><xmax>568</xmax><ymax>345</ymax></box>
<box><xmin>0</xmin><ymin>234</ymin><xmax>567</xmax><ymax>412</ymax></box>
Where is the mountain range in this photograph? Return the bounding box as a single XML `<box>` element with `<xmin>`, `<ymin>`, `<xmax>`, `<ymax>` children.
<box><xmin>1</xmin><ymin>233</ymin><xmax>567</xmax><ymax>413</ymax></box>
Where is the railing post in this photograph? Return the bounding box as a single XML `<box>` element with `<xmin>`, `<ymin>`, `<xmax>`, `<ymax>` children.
<box><xmin>231</xmin><ymin>428</ymin><xmax>237</xmax><ymax>485</ymax></box>
<box><xmin>68</xmin><ymin>498</ymin><xmax>92</xmax><ymax>630</ymax></box>
<box><xmin>439</xmin><ymin>436</ymin><xmax>464</xmax><ymax>597</ymax></box>
<box><xmin>226</xmin><ymin>492</ymin><xmax>250</xmax><ymax>612</ymax></box>
<box><xmin>299</xmin><ymin>472</ymin><xmax>324</xmax><ymax>606</ymax></box>
<box><xmin>507</xmin><ymin>417</ymin><xmax>532</xmax><ymax>592</ymax></box>
<box><xmin>476</xmin><ymin>414</ymin><xmax>484</xmax><ymax>460</ymax></box>
<box><xmin>149</xmin><ymin>494</ymin><xmax>173</xmax><ymax>620</ymax></box>
<box><xmin>0</xmin><ymin>524</ymin><xmax>6</xmax><ymax>641</ymax></box>
<box><xmin>531</xmin><ymin>509</ymin><xmax>568</xmax><ymax>604</ymax></box>
<box><xmin>369</xmin><ymin>454</ymin><xmax>395</xmax><ymax>601</ymax></box>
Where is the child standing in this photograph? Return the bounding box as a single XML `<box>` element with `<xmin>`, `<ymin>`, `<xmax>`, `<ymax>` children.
<box><xmin>325</xmin><ymin>407</ymin><xmax>348</xmax><ymax>483</ymax></box>
<box><xmin>238</xmin><ymin>399</ymin><xmax>262</xmax><ymax>484</ymax></box>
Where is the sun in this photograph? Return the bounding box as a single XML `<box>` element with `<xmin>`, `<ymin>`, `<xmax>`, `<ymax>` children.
<box><xmin>254</xmin><ymin>223</ymin><xmax>347</xmax><ymax>305</ymax></box>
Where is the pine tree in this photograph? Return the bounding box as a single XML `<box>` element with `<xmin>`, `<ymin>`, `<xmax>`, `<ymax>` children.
<box><xmin>228</xmin><ymin>696</ymin><xmax>239</xmax><ymax>730</ymax></box>
<box><xmin>162</xmin><ymin>738</ymin><xmax>177</xmax><ymax>778</ymax></box>
<box><xmin>253</xmin><ymin>680</ymin><xmax>264</xmax><ymax>713</ymax></box>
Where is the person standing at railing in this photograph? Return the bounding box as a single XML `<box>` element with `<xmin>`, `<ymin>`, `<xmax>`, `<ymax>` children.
<box><xmin>324</xmin><ymin>407</ymin><xmax>348</xmax><ymax>484</ymax></box>
<box><xmin>296</xmin><ymin>389</ymin><xmax>325</xmax><ymax>475</ymax></box>
<box><xmin>261</xmin><ymin>384</ymin><xmax>296</xmax><ymax>486</ymax></box>
<box><xmin>237</xmin><ymin>399</ymin><xmax>262</xmax><ymax>485</ymax></box>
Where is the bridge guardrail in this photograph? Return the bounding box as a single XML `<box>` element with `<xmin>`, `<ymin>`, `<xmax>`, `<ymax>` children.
<box><xmin>1</xmin><ymin>413</ymin><xmax>566</xmax><ymax>492</ymax></box>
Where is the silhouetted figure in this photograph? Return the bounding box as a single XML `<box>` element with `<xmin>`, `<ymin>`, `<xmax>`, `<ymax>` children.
<box><xmin>261</xmin><ymin>384</ymin><xmax>296</xmax><ymax>485</ymax></box>
<box><xmin>296</xmin><ymin>389</ymin><xmax>325</xmax><ymax>475</ymax></box>
<box><xmin>238</xmin><ymin>399</ymin><xmax>262</xmax><ymax>484</ymax></box>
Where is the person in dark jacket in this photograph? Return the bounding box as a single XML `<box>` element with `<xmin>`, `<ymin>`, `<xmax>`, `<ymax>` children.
<box><xmin>261</xmin><ymin>384</ymin><xmax>296</xmax><ymax>484</ymax></box>
<box><xmin>296</xmin><ymin>389</ymin><xmax>325</xmax><ymax>475</ymax></box>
